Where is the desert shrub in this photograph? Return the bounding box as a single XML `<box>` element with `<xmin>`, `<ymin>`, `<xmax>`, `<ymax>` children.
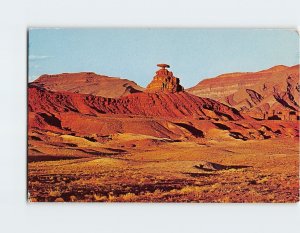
<box><xmin>93</xmin><ymin>194</ymin><xmax>107</xmax><ymax>202</ymax></box>
<box><xmin>55</xmin><ymin>197</ymin><xmax>64</xmax><ymax>202</ymax></box>
<box><xmin>29</xmin><ymin>197</ymin><xmax>38</xmax><ymax>202</ymax></box>
<box><xmin>257</xmin><ymin>177</ymin><xmax>269</xmax><ymax>184</ymax></box>
<box><xmin>119</xmin><ymin>193</ymin><xmax>137</xmax><ymax>202</ymax></box>
<box><xmin>219</xmin><ymin>196</ymin><xmax>231</xmax><ymax>203</ymax></box>
<box><xmin>69</xmin><ymin>195</ymin><xmax>77</xmax><ymax>202</ymax></box>
<box><xmin>49</xmin><ymin>190</ymin><xmax>61</xmax><ymax>197</ymax></box>
<box><xmin>108</xmin><ymin>193</ymin><xmax>117</xmax><ymax>202</ymax></box>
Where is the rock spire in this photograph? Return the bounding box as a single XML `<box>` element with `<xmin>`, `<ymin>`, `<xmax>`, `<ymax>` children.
<box><xmin>146</xmin><ymin>64</ymin><xmax>184</xmax><ymax>93</ymax></box>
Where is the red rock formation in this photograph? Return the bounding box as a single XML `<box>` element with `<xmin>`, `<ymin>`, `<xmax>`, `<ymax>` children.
<box><xmin>27</xmin><ymin>64</ymin><xmax>300</xmax><ymax>143</ymax></box>
<box><xmin>187</xmin><ymin>65</ymin><xmax>291</xmax><ymax>100</ymax></box>
<box><xmin>32</xmin><ymin>72</ymin><xmax>144</xmax><ymax>98</ymax></box>
<box><xmin>28</xmin><ymin>83</ymin><xmax>299</xmax><ymax>140</ymax></box>
<box><xmin>157</xmin><ymin>64</ymin><xmax>170</xmax><ymax>68</ymax></box>
<box><xmin>146</xmin><ymin>64</ymin><xmax>184</xmax><ymax>93</ymax></box>
<box><xmin>187</xmin><ymin>65</ymin><xmax>300</xmax><ymax>120</ymax></box>
<box><xmin>28</xmin><ymin>83</ymin><xmax>242</xmax><ymax>121</ymax></box>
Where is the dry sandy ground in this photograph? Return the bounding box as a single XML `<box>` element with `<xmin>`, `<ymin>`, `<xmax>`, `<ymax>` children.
<box><xmin>28</xmin><ymin>135</ymin><xmax>299</xmax><ymax>203</ymax></box>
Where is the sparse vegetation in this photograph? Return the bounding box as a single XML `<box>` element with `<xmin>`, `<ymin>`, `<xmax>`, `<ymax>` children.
<box><xmin>28</xmin><ymin>137</ymin><xmax>299</xmax><ymax>202</ymax></box>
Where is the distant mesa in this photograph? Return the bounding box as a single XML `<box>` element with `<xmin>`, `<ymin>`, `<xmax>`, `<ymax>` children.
<box><xmin>31</xmin><ymin>72</ymin><xmax>144</xmax><ymax>98</ymax></box>
<box><xmin>146</xmin><ymin>64</ymin><xmax>184</xmax><ymax>93</ymax></box>
<box><xmin>187</xmin><ymin>64</ymin><xmax>300</xmax><ymax>120</ymax></box>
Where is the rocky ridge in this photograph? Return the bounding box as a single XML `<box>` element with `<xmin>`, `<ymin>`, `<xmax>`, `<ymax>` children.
<box><xmin>187</xmin><ymin>65</ymin><xmax>300</xmax><ymax>120</ymax></box>
<box><xmin>32</xmin><ymin>72</ymin><xmax>144</xmax><ymax>98</ymax></box>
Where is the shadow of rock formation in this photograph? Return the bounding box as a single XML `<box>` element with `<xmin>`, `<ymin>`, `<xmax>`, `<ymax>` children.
<box><xmin>194</xmin><ymin>161</ymin><xmax>251</xmax><ymax>172</ymax></box>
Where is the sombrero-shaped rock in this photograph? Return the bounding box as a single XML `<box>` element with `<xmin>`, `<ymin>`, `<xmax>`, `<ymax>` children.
<box><xmin>157</xmin><ymin>64</ymin><xmax>170</xmax><ymax>69</ymax></box>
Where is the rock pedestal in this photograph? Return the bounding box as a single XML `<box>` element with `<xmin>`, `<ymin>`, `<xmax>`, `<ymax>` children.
<box><xmin>146</xmin><ymin>64</ymin><xmax>184</xmax><ymax>93</ymax></box>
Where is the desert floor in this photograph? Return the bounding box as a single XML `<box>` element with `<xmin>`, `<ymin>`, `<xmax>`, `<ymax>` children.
<box><xmin>28</xmin><ymin>135</ymin><xmax>299</xmax><ymax>202</ymax></box>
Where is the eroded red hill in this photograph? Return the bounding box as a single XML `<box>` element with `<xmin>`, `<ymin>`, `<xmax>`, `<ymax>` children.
<box><xmin>187</xmin><ymin>65</ymin><xmax>300</xmax><ymax>119</ymax></box>
<box><xmin>28</xmin><ymin>84</ymin><xmax>242</xmax><ymax>121</ymax></box>
<box><xmin>28</xmin><ymin>83</ymin><xmax>298</xmax><ymax>146</ymax></box>
<box><xmin>32</xmin><ymin>72</ymin><xmax>144</xmax><ymax>98</ymax></box>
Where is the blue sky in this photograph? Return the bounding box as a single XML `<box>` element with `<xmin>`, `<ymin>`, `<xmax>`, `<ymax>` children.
<box><xmin>28</xmin><ymin>28</ymin><xmax>299</xmax><ymax>88</ymax></box>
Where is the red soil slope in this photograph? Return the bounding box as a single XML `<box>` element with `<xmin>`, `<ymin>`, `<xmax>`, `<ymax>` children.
<box><xmin>28</xmin><ymin>84</ymin><xmax>298</xmax><ymax>141</ymax></box>
<box><xmin>28</xmin><ymin>84</ymin><xmax>242</xmax><ymax>121</ymax></box>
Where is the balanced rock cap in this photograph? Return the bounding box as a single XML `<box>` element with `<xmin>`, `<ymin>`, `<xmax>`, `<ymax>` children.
<box><xmin>157</xmin><ymin>64</ymin><xmax>170</xmax><ymax>69</ymax></box>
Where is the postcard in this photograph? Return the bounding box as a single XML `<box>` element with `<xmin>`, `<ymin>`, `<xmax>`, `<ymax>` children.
<box><xmin>27</xmin><ymin>28</ymin><xmax>299</xmax><ymax>202</ymax></box>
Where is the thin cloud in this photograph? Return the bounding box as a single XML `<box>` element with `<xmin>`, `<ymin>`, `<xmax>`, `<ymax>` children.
<box><xmin>29</xmin><ymin>55</ymin><xmax>52</xmax><ymax>60</ymax></box>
